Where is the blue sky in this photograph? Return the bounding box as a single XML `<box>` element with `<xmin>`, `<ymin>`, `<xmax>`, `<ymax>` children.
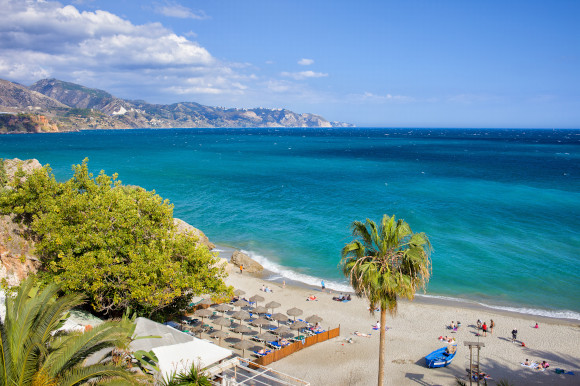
<box><xmin>1</xmin><ymin>0</ymin><xmax>579</xmax><ymax>127</ymax></box>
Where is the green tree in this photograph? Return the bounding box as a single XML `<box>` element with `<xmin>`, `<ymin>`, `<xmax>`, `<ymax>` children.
<box><xmin>340</xmin><ymin>214</ymin><xmax>432</xmax><ymax>386</ymax></box>
<box><xmin>0</xmin><ymin>159</ymin><xmax>230</xmax><ymax>317</ymax></box>
<box><xmin>0</xmin><ymin>278</ymin><xmax>138</xmax><ymax>385</ymax></box>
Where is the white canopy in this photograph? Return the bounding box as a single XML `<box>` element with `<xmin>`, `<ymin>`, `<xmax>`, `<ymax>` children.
<box><xmin>153</xmin><ymin>338</ymin><xmax>233</xmax><ymax>378</ymax></box>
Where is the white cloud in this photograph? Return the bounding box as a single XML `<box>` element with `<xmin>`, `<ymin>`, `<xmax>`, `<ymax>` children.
<box><xmin>298</xmin><ymin>58</ymin><xmax>314</xmax><ymax>66</ymax></box>
<box><xmin>350</xmin><ymin>92</ymin><xmax>414</xmax><ymax>103</ymax></box>
<box><xmin>155</xmin><ymin>2</ymin><xmax>207</xmax><ymax>20</ymax></box>
<box><xmin>281</xmin><ymin>70</ymin><xmax>328</xmax><ymax>80</ymax></box>
<box><xmin>0</xmin><ymin>0</ymin><xmax>243</xmax><ymax>100</ymax></box>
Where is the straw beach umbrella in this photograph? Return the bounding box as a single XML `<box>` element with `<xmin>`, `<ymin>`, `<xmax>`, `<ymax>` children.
<box><xmin>252</xmin><ymin>305</ymin><xmax>269</xmax><ymax>315</ymax></box>
<box><xmin>209</xmin><ymin>329</ymin><xmax>229</xmax><ymax>345</ymax></box>
<box><xmin>290</xmin><ymin>320</ymin><xmax>307</xmax><ymax>338</ymax></box>
<box><xmin>251</xmin><ymin>317</ymin><xmax>271</xmax><ymax>333</ymax></box>
<box><xmin>265</xmin><ymin>301</ymin><xmax>281</xmax><ymax>313</ymax></box>
<box><xmin>188</xmin><ymin>324</ymin><xmax>204</xmax><ymax>338</ymax></box>
<box><xmin>233</xmin><ymin>340</ymin><xmax>254</xmax><ymax>357</ymax></box>
<box><xmin>199</xmin><ymin>298</ymin><xmax>213</xmax><ymax>306</ymax></box>
<box><xmin>274</xmin><ymin>326</ymin><xmax>292</xmax><ymax>337</ymax></box>
<box><xmin>256</xmin><ymin>332</ymin><xmax>277</xmax><ymax>342</ymax></box>
<box><xmin>232</xmin><ymin>310</ymin><xmax>251</xmax><ymax>322</ymax></box>
<box><xmin>249</xmin><ymin>294</ymin><xmax>265</xmax><ymax>306</ymax></box>
<box><xmin>193</xmin><ymin>308</ymin><xmax>213</xmax><ymax>323</ymax></box>
<box><xmin>233</xmin><ymin>325</ymin><xmax>254</xmax><ymax>341</ymax></box>
<box><xmin>305</xmin><ymin>315</ymin><xmax>323</xmax><ymax>324</ymax></box>
<box><xmin>272</xmin><ymin>313</ymin><xmax>289</xmax><ymax>327</ymax></box>
<box><xmin>234</xmin><ymin>289</ymin><xmax>246</xmax><ymax>296</ymax></box>
<box><xmin>213</xmin><ymin>316</ymin><xmax>231</xmax><ymax>330</ymax></box>
<box><xmin>214</xmin><ymin>303</ymin><xmax>232</xmax><ymax>315</ymax></box>
<box><xmin>287</xmin><ymin>307</ymin><xmax>303</xmax><ymax>321</ymax></box>
<box><xmin>232</xmin><ymin>299</ymin><xmax>249</xmax><ymax>310</ymax></box>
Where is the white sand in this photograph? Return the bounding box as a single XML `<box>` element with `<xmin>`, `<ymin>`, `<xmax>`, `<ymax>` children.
<box><xmin>225</xmin><ymin>271</ymin><xmax>580</xmax><ymax>385</ymax></box>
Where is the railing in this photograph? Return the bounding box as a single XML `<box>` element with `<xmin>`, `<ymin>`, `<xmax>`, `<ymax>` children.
<box><xmin>253</xmin><ymin>326</ymin><xmax>340</xmax><ymax>366</ymax></box>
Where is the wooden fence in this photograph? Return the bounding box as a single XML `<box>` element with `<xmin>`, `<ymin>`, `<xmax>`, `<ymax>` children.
<box><xmin>254</xmin><ymin>326</ymin><xmax>340</xmax><ymax>366</ymax></box>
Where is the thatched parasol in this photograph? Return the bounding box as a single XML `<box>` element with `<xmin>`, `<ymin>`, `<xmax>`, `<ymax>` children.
<box><xmin>249</xmin><ymin>294</ymin><xmax>265</xmax><ymax>305</ymax></box>
<box><xmin>232</xmin><ymin>310</ymin><xmax>251</xmax><ymax>322</ymax></box>
<box><xmin>271</xmin><ymin>313</ymin><xmax>289</xmax><ymax>327</ymax></box>
<box><xmin>265</xmin><ymin>301</ymin><xmax>281</xmax><ymax>312</ymax></box>
<box><xmin>188</xmin><ymin>324</ymin><xmax>205</xmax><ymax>338</ymax></box>
<box><xmin>305</xmin><ymin>314</ymin><xmax>323</xmax><ymax>324</ymax></box>
<box><xmin>290</xmin><ymin>320</ymin><xmax>307</xmax><ymax>338</ymax></box>
<box><xmin>199</xmin><ymin>298</ymin><xmax>213</xmax><ymax>306</ymax></box>
<box><xmin>234</xmin><ymin>289</ymin><xmax>246</xmax><ymax>296</ymax></box>
<box><xmin>232</xmin><ymin>299</ymin><xmax>249</xmax><ymax>309</ymax></box>
<box><xmin>233</xmin><ymin>339</ymin><xmax>255</xmax><ymax>357</ymax></box>
<box><xmin>214</xmin><ymin>303</ymin><xmax>232</xmax><ymax>314</ymax></box>
<box><xmin>193</xmin><ymin>308</ymin><xmax>213</xmax><ymax>323</ymax></box>
<box><xmin>233</xmin><ymin>325</ymin><xmax>255</xmax><ymax>341</ymax></box>
<box><xmin>274</xmin><ymin>326</ymin><xmax>292</xmax><ymax>337</ymax></box>
<box><xmin>213</xmin><ymin>316</ymin><xmax>231</xmax><ymax>330</ymax></box>
<box><xmin>251</xmin><ymin>317</ymin><xmax>271</xmax><ymax>333</ymax></box>
<box><xmin>252</xmin><ymin>305</ymin><xmax>269</xmax><ymax>315</ymax></box>
<box><xmin>209</xmin><ymin>329</ymin><xmax>229</xmax><ymax>345</ymax></box>
<box><xmin>256</xmin><ymin>331</ymin><xmax>277</xmax><ymax>342</ymax></box>
<box><xmin>286</xmin><ymin>307</ymin><xmax>303</xmax><ymax>320</ymax></box>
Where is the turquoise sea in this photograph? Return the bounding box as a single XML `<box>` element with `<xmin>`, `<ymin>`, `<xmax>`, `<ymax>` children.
<box><xmin>1</xmin><ymin>128</ymin><xmax>579</xmax><ymax>320</ymax></box>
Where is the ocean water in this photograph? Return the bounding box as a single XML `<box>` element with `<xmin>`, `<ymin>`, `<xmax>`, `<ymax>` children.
<box><xmin>1</xmin><ymin>128</ymin><xmax>579</xmax><ymax>320</ymax></box>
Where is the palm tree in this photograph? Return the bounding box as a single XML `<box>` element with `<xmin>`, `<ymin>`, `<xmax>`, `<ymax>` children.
<box><xmin>340</xmin><ymin>214</ymin><xmax>432</xmax><ymax>386</ymax></box>
<box><xmin>0</xmin><ymin>278</ymin><xmax>138</xmax><ymax>385</ymax></box>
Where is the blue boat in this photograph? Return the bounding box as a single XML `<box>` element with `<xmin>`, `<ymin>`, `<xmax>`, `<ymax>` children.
<box><xmin>425</xmin><ymin>345</ymin><xmax>457</xmax><ymax>368</ymax></box>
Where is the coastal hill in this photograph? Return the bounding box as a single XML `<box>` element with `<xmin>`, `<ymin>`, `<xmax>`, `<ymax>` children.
<box><xmin>0</xmin><ymin>77</ymin><xmax>352</xmax><ymax>133</ymax></box>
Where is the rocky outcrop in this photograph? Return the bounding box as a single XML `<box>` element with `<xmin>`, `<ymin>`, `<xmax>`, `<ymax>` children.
<box><xmin>0</xmin><ymin>215</ymin><xmax>40</xmax><ymax>286</ymax></box>
<box><xmin>173</xmin><ymin>218</ymin><xmax>215</xmax><ymax>250</ymax></box>
<box><xmin>3</xmin><ymin>158</ymin><xmax>42</xmax><ymax>182</ymax></box>
<box><xmin>230</xmin><ymin>250</ymin><xmax>263</xmax><ymax>273</ymax></box>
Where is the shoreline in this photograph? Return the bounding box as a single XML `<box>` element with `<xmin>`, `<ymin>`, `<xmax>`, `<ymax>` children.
<box><xmin>222</xmin><ymin>262</ymin><xmax>580</xmax><ymax>385</ymax></box>
<box><xmin>214</xmin><ymin>244</ymin><xmax>580</xmax><ymax>325</ymax></box>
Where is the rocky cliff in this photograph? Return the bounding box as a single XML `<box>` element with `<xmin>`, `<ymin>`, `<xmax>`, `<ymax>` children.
<box><xmin>0</xmin><ymin>77</ymin><xmax>352</xmax><ymax>133</ymax></box>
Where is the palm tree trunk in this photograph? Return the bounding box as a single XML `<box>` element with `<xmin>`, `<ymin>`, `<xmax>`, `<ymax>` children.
<box><xmin>378</xmin><ymin>307</ymin><xmax>387</xmax><ymax>385</ymax></box>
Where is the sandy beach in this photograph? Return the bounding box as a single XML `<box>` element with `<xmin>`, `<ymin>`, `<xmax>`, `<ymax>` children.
<box><xmin>224</xmin><ymin>270</ymin><xmax>579</xmax><ymax>386</ymax></box>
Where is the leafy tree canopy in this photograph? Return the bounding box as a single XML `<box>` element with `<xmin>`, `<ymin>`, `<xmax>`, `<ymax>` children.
<box><xmin>0</xmin><ymin>159</ymin><xmax>230</xmax><ymax>317</ymax></box>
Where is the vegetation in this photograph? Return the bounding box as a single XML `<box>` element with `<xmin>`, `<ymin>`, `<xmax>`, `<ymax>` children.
<box><xmin>0</xmin><ymin>158</ymin><xmax>6</xmax><ymax>186</ymax></box>
<box><xmin>161</xmin><ymin>363</ymin><xmax>211</xmax><ymax>386</ymax></box>
<box><xmin>64</xmin><ymin>108</ymin><xmax>104</xmax><ymax>118</ymax></box>
<box><xmin>0</xmin><ymin>278</ymin><xmax>138</xmax><ymax>385</ymax></box>
<box><xmin>340</xmin><ymin>214</ymin><xmax>432</xmax><ymax>386</ymax></box>
<box><xmin>0</xmin><ymin>159</ymin><xmax>230</xmax><ymax>317</ymax></box>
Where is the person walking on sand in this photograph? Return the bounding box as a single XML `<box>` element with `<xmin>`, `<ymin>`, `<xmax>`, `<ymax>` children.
<box><xmin>512</xmin><ymin>328</ymin><xmax>518</xmax><ymax>343</ymax></box>
<box><xmin>321</xmin><ymin>279</ymin><xmax>325</xmax><ymax>292</ymax></box>
<box><xmin>482</xmin><ymin>322</ymin><xmax>488</xmax><ymax>337</ymax></box>
<box><xmin>490</xmin><ymin>319</ymin><xmax>495</xmax><ymax>334</ymax></box>
<box><xmin>240</xmin><ymin>264</ymin><xmax>243</xmax><ymax>274</ymax></box>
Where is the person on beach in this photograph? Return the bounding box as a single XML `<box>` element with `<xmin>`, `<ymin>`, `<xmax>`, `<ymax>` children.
<box><xmin>524</xmin><ymin>359</ymin><xmax>530</xmax><ymax>366</ymax></box>
<box><xmin>282</xmin><ymin>280</ymin><xmax>285</xmax><ymax>288</ymax></box>
<box><xmin>482</xmin><ymin>322</ymin><xmax>488</xmax><ymax>337</ymax></box>
<box><xmin>534</xmin><ymin>322</ymin><xmax>539</xmax><ymax>328</ymax></box>
<box><xmin>240</xmin><ymin>264</ymin><xmax>244</xmax><ymax>274</ymax></box>
<box><xmin>321</xmin><ymin>280</ymin><xmax>325</xmax><ymax>291</ymax></box>
<box><xmin>490</xmin><ymin>319</ymin><xmax>495</xmax><ymax>334</ymax></box>
<box><xmin>354</xmin><ymin>331</ymin><xmax>371</xmax><ymax>337</ymax></box>
<box><xmin>477</xmin><ymin>319</ymin><xmax>482</xmax><ymax>329</ymax></box>
<box><xmin>373</xmin><ymin>321</ymin><xmax>380</xmax><ymax>329</ymax></box>
<box><xmin>512</xmin><ymin>328</ymin><xmax>518</xmax><ymax>343</ymax></box>
<box><xmin>261</xmin><ymin>284</ymin><xmax>266</xmax><ymax>292</ymax></box>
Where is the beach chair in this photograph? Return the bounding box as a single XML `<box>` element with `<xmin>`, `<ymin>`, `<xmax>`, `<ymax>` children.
<box><xmin>266</xmin><ymin>342</ymin><xmax>279</xmax><ymax>350</ymax></box>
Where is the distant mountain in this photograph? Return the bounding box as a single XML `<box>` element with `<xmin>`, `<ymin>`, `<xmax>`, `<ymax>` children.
<box><xmin>0</xmin><ymin>77</ymin><xmax>352</xmax><ymax>133</ymax></box>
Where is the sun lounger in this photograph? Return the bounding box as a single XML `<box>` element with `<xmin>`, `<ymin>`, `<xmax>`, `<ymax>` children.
<box><xmin>253</xmin><ymin>349</ymin><xmax>271</xmax><ymax>357</ymax></box>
